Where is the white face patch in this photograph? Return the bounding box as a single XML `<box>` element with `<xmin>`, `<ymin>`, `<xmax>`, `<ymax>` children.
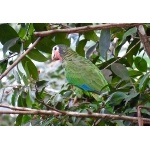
<box><xmin>52</xmin><ymin>45</ymin><xmax>59</xmax><ymax>60</ymax></box>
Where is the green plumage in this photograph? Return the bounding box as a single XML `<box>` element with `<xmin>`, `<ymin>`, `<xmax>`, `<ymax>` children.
<box><xmin>54</xmin><ymin>44</ymin><xmax>109</xmax><ymax>95</ymax></box>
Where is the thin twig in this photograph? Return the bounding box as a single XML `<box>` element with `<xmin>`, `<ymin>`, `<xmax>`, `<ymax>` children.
<box><xmin>0</xmin><ymin>37</ymin><xmax>42</xmax><ymax>80</ymax></box>
<box><xmin>0</xmin><ymin>104</ymin><xmax>150</xmax><ymax>124</ymax></box>
<box><xmin>34</xmin><ymin>23</ymin><xmax>142</xmax><ymax>37</ymax></box>
<box><xmin>138</xmin><ymin>25</ymin><xmax>150</xmax><ymax>57</ymax></box>
<box><xmin>36</xmin><ymin>99</ymin><xmax>67</xmax><ymax>114</ymax></box>
<box><xmin>139</xmin><ymin>106</ymin><xmax>150</xmax><ymax>111</ymax></box>
<box><xmin>137</xmin><ymin>105</ymin><xmax>143</xmax><ymax>126</ymax></box>
<box><xmin>104</xmin><ymin>40</ymin><xmax>141</xmax><ymax>69</ymax></box>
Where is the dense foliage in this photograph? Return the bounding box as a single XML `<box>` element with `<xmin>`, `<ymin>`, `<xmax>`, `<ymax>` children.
<box><xmin>0</xmin><ymin>23</ymin><xmax>149</xmax><ymax>126</ymax></box>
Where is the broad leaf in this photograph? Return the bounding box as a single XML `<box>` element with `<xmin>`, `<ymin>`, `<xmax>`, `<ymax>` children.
<box><xmin>2</xmin><ymin>37</ymin><xmax>19</xmax><ymax>55</ymax></box>
<box><xmin>134</xmin><ymin>57</ymin><xmax>147</xmax><ymax>72</ymax></box>
<box><xmin>122</xmin><ymin>27</ymin><xmax>137</xmax><ymax>42</ymax></box>
<box><xmin>85</xmin><ymin>42</ymin><xmax>98</xmax><ymax>59</ymax></box>
<box><xmin>21</xmin><ymin>56</ymin><xmax>38</xmax><ymax>80</ymax></box>
<box><xmin>139</xmin><ymin>72</ymin><xmax>150</xmax><ymax>92</ymax></box>
<box><xmin>84</xmin><ymin>31</ymin><xmax>98</xmax><ymax>42</ymax></box>
<box><xmin>99</xmin><ymin>29</ymin><xmax>111</xmax><ymax>60</ymax></box>
<box><xmin>76</xmin><ymin>39</ymin><xmax>87</xmax><ymax>57</ymax></box>
<box><xmin>0</xmin><ymin>24</ymin><xmax>20</xmax><ymax>52</ymax></box>
<box><xmin>107</xmin><ymin>92</ymin><xmax>127</xmax><ymax>105</ymax></box>
<box><xmin>28</xmin><ymin>49</ymin><xmax>48</xmax><ymax>62</ymax></box>
<box><xmin>111</xmin><ymin>63</ymin><xmax>130</xmax><ymax>80</ymax></box>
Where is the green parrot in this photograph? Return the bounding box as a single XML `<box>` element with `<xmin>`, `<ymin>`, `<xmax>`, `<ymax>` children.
<box><xmin>52</xmin><ymin>44</ymin><xmax>109</xmax><ymax>97</ymax></box>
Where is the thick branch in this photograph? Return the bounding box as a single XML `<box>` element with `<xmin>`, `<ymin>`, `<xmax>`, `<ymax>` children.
<box><xmin>0</xmin><ymin>37</ymin><xmax>42</xmax><ymax>80</ymax></box>
<box><xmin>138</xmin><ymin>25</ymin><xmax>150</xmax><ymax>57</ymax></box>
<box><xmin>1</xmin><ymin>104</ymin><xmax>150</xmax><ymax>124</ymax></box>
<box><xmin>34</xmin><ymin>23</ymin><xmax>142</xmax><ymax>37</ymax></box>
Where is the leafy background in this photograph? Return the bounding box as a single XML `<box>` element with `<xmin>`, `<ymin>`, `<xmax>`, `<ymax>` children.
<box><xmin>0</xmin><ymin>23</ymin><xmax>149</xmax><ymax>126</ymax></box>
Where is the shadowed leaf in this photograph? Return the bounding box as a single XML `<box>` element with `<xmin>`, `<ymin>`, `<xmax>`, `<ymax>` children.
<box><xmin>99</xmin><ymin>29</ymin><xmax>111</xmax><ymax>60</ymax></box>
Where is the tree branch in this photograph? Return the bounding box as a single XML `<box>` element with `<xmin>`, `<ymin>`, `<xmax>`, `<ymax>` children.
<box><xmin>1</xmin><ymin>104</ymin><xmax>150</xmax><ymax>124</ymax></box>
<box><xmin>138</xmin><ymin>25</ymin><xmax>150</xmax><ymax>57</ymax></box>
<box><xmin>34</xmin><ymin>23</ymin><xmax>142</xmax><ymax>37</ymax></box>
<box><xmin>0</xmin><ymin>37</ymin><xmax>42</xmax><ymax>80</ymax></box>
<box><xmin>137</xmin><ymin>105</ymin><xmax>143</xmax><ymax>126</ymax></box>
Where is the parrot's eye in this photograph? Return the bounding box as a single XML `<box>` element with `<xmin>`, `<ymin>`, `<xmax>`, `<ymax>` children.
<box><xmin>53</xmin><ymin>46</ymin><xmax>58</xmax><ymax>51</ymax></box>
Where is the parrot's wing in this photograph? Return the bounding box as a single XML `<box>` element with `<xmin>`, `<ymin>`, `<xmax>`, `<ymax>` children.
<box><xmin>64</xmin><ymin>56</ymin><xmax>109</xmax><ymax>93</ymax></box>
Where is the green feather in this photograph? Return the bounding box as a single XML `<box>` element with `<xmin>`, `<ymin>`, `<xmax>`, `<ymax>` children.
<box><xmin>58</xmin><ymin>45</ymin><xmax>109</xmax><ymax>95</ymax></box>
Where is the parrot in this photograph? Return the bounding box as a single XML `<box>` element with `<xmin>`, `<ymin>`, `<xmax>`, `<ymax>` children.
<box><xmin>51</xmin><ymin>44</ymin><xmax>109</xmax><ymax>98</ymax></box>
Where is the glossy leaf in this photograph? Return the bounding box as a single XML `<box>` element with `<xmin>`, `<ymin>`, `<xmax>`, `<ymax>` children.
<box><xmin>0</xmin><ymin>24</ymin><xmax>21</xmax><ymax>52</ymax></box>
<box><xmin>31</xmin><ymin>35</ymin><xmax>55</xmax><ymax>53</ymax></box>
<box><xmin>107</xmin><ymin>92</ymin><xmax>127</xmax><ymax>105</ymax></box>
<box><xmin>26</xmin><ymin>90</ymin><xmax>33</xmax><ymax>108</ymax></box>
<box><xmin>21</xmin><ymin>56</ymin><xmax>38</xmax><ymax>80</ymax></box>
<box><xmin>28</xmin><ymin>49</ymin><xmax>48</xmax><ymax>62</ymax></box>
<box><xmin>13</xmin><ymin>70</ymin><xmax>21</xmax><ymax>84</ymax></box>
<box><xmin>126</xmin><ymin>39</ymin><xmax>140</xmax><ymax>66</ymax></box>
<box><xmin>76</xmin><ymin>39</ymin><xmax>87</xmax><ymax>57</ymax></box>
<box><xmin>85</xmin><ymin>42</ymin><xmax>98</xmax><ymax>59</ymax></box>
<box><xmin>22</xmin><ymin>115</ymin><xmax>31</xmax><ymax>125</ymax></box>
<box><xmin>36</xmin><ymin>80</ymin><xmax>49</xmax><ymax>89</ymax></box>
<box><xmin>84</xmin><ymin>31</ymin><xmax>98</xmax><ymax>42</ymax></box>
<box><xmin>2</xmin><ymin>37</ymin><xmax>19</xmax><ymax>54</ymax></box>
<box><xmin>128</xmin><ymin>70</ymin><xmax>143</xmax><ymax>77</ymax></box>
<box><xmin>0</xmin><ymin>60</ymin><xmax>8</xmax><ymax>74</ymax></box>
<box><xmin>33</xmin><ymin>23</ymin><xmax>49</xmax><ymax>31</ymax></box>
<box><xmin>99</xmin><ymin>29</ymin><xmax>111</xmax><ymax>60</ymax></box>
<box><xmin>55</xmin><ymin>33</ymin><xmax>70</xmax><ymax>46</ymax></box>
<box><xmin>122</xmin><ymin>27</ymin><xmax>137</xmax><ymax>42</ymax></box>
<box><xmin>111</xmin><ymin>63</ymin><xmax>130</xmax><ymax>80</ymax></box>
<box><xmin>15</xmin><ymin>114</ymin><xmax>23</xmax><ymax>126</ymax></box>
<box><xmin>139</xmin><ymin>72</ymin><xmax>150</xmax><ymax>92</ymax></box>
<box><xmin>17</xmin><ymin>66</ymin><xmax>29</xmax><ymax>85</ymax></box>
<box><xmin>134</xmin><ymin>57</ymin><xmax>147</xmax><ymax>72</ymax></box>
<box><xmin>11</xmin><ymin>88</ymin><xmax>19</xmax><ymax>106</ymax></box>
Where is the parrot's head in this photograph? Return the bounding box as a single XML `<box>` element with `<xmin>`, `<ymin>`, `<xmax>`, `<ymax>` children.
<box><xmin>52</xmin><ymin>44</ymin><xmax>68</xmax><ymax>61</ymax></box>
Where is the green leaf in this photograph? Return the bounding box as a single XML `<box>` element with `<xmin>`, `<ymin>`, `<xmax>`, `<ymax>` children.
<box><xmin>126</xmin><ymin>39</ymin><xmax>140</xmax><ymax>66</ymax></box>
<box><xmin>85</xmin><ymin>42</ymin><xmax>98</xmax><ymax>59</ymax></box>
<box><xmin>18</xmin><ymin>93</ymin><xmax>27</xmax><ymax>107</ymax></box>
<box><xmin>2</xmin><ymin>37</ymin><xmax>19</xmax><ymax>55</ymax></box>
<box><xmin>0</xmin><ymin>60</ymin><xmax>8</xmax><ymax>74</ymax></box>
<box><xmin>111</xmin><ymin>63</ymin><xmax>130</xmax><ymax>80</ymax></box>
<box><xmin>22</xmin><ymin>115</ymin><xmax>31</xmax><ymax>125</ymax></box>
<box><xmin>36</xmin><ymin>80</ymin><xmax>48</xmax><ymax>88</ymax></box>
<box><xmin>17</xmin><ymin>66</ymin><xmax>29</xmax><ymax>85</ymax></box>
<box><xmin>55</xmin><ymin>33</ymin><xmax>70</xmax><ymax>46</ymax></box>
<box><xmin>128</xmin><ymin>70</ymin><xmax>143</xmax><ymax>77</ymax></box>
<box><xmin>0</xmin><ymin>24</ymin><xmax>21</xmax><ymax>52</ymax></box>
<box><xmin>15</xmin><ymin>114</ymin><xmax>23</xmax><ymax>126</ymax></box>
<box><xmin>0</xmin><ymin>24</ymin><xmax>19</xmax><ymax>44</ymax></box>
<box><xmin>31</xmin><ymin>35</ymin><xmax>55</xmax><ymax>53</ymax></box>
<box><xmin>84</xmin><ymin>31</ymin><xmax>98</xmax><ymax>42</ymax></box>
<box><xmin>122</xmin><ymin>27</ymin><xmax>137</xmax><ymax>42</ymax></box>
<box><xmin>21</xmin><ymin>56</ymin><xmax>38</xmax><ymax>80</ymax></box>
<box><xmin>76</xmin><ymin>39</ymin><xmax>87</xmax><ymax>57</ymax></box>
<box><xmin>13</xmin><ymin>70</ymin><xmax>21</xmax><ymax>84</ymax></box>
<box><xmin>26</xmin><ymin>90</ymin><xmax>33</xmax><ymax>108</ymax></box>
<box><xmin>33</xmin><ymin>23</ymin><xmax>49</xmax><ymax>31</ymax></box>
<box><xmin>11</xmin><ymin>88</ymin><xmax>19</xmax><ymax>106</ymax></box>
<box><xmin>134</xmin><ymin>57</ymin><xmax>147</xmax><ymax>72</ymax></box>
<box><xmin>139</xmin><ymin>72</ymin><xmax>150</xmax><ymax>92</ymax></box>
<box><xmin>107</xmin><ymin>92</ymin><xmax>127</xmax><ymax>105</ymax></box>
<box><xmin>28</xmin><ymin>49</ymin><xmax>48</xmax><ymax>62</ymax></box>
<box><xmin>99</xmin><ymin>29</ymin><xmax>111</xmax><ymax>60</ymax></box>
<box><xmin>18</xmin><ymin>27</ymin><xmax>26</xmax><ymax>39</ymax></box>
